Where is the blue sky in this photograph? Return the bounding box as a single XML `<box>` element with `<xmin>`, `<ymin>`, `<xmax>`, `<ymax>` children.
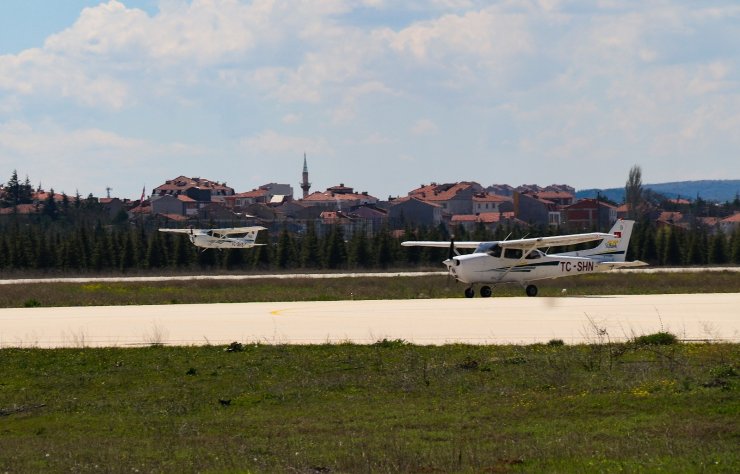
<box><xmin>1</xmin><ymin>0</ymin><xmax>739</xmax><ymax>200</ymax></box>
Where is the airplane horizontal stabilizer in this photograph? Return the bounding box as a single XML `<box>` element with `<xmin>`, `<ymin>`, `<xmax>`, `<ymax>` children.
<box><xmin>599</xmin><ymin>260</ymin><xmax>649</xmax><ymax>270</ymax></box>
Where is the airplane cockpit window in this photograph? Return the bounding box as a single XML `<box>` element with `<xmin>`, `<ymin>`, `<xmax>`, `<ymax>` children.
<box><xmin>474</xmin><ymin>242</ymin><xmax>502</xmax><ymax>257</ymax></box>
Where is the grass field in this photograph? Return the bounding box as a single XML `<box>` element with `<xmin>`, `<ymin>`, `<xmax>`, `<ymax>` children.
<box><xmin>2</xmin><ymin>271</ymin><xmax>737</xmax><ymax>471</ymax></box>
<box><xmin>0</xmin><ymin>341</ymin><xmax>737</xmax><ymax>472</ymax></box>
<box><xmin>2</xmin><ymin>270</ymin><xmax>739</xmax><ymax>308</ymax></box>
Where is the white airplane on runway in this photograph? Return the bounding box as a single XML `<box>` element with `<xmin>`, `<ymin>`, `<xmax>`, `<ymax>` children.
<box><xmin>402</xmin><ymin>219</ymin><xmax>647</xmax><ymax>298</ymax></box>
<box><xmin>159</xmin><ymin>226</ymin><xmax>266</xmax><ymax>250</ymax></box>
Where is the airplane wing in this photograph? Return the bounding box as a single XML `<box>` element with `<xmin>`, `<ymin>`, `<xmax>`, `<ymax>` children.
<box><xmin>497</xmin><ymin>232</ymin><xmax>614</xmax><ymax>250</ymax></box>
<box><xmin>159</xmin><ymin>228</ymin><xmax>195</xmax><ymax>234</ymax></box>
<box><xmin>209</xmin><ymin>226</ymin><xmax>266</xmax><ymax>236</ymax></box>
<box><xmin>401</xmin><ymin>241</ymin><xmax>482</xmax><ymax>249</ymax></box>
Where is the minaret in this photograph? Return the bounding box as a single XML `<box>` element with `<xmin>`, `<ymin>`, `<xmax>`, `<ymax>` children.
<box><xmin>300</xmin><ymin>153</ymin><xmax>311</xmax><ymax>198</ymax></box>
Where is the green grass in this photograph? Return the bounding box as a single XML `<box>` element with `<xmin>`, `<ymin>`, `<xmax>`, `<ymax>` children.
<box><xmin>0</xmin><ymin>271</ymin><xmax>738</xmax><ymax>308</ymax></box>
<box><xmin>1</xmin><ymin>342</ymin><xmax>737</xmax><ymax>472</ymax></box>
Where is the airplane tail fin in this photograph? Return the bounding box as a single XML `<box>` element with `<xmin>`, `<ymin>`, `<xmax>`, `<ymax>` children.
<box><xmin>581</xmin><ymin>219</ymin><xmax>635</xmax><ymax>262</ymax></box>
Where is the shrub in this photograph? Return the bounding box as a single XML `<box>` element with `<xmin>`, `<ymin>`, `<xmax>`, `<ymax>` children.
<box><xmin>372</xmin><ymin>338</ymin><xmax>409</xmax><ymax>348</ymax></box>
<box><xmin>225</xmin><ymin>342</ymin><xmax>244</xmax><ymax>352</ymax></box>
<box><xmin>457</xmin><ymin>356</ymin><xmax>479</xmax><ymax>370</ymax></box>
<box><xmin>634</xmin><ymin>331</ymin><xmax>678</xmax><ymax>346</ymax></box>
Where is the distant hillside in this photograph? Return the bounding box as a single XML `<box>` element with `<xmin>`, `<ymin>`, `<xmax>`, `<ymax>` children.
<box><xmin>577</xmin><ymin>180</ymin><xmax>740</xmax><ymax>203</ymax></box>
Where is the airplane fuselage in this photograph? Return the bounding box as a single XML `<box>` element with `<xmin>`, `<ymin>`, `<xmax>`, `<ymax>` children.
<box><xmin>191</xmin><ymin>235</ymin><xmax>258</xmax><ymax>249</ymax></box>
<box><xmin>447</xmin><ymin>252</ymin><xmax>609</xmax><ymax>285</ymax></box>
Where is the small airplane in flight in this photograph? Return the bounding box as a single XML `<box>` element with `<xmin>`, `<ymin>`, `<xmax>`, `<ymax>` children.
<box><xmin>402</xmin><ymin>219</ymin><xmax>647</xmax><ymax>298</ymax></box>
<box><xmin>159</xmin><ymin>226</ymin><xmax>266</xmax><ymax>250</ymax></box>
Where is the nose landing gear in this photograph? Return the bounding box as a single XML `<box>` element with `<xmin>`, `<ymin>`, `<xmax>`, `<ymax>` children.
<box><xmin>525</xmin><ymin>284</ymin><xmax>538</xmax><ymax>297</ymax></box>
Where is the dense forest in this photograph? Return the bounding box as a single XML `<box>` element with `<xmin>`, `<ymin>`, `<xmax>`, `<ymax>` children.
<box><xmin>0</xmin><ymin>211</ymin><xmax>738</xmax><ymax>275</ymax></box>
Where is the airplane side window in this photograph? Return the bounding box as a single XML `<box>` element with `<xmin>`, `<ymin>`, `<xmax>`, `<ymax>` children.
<box><xmin>525</xmin><ymin>250</ymin><xmax>541</xmax><ymax>259</ymax></box>
<box><xmin>504</xmin><ymin>248</ymin><xmax>522</xmax><ymax>259</ymax></box>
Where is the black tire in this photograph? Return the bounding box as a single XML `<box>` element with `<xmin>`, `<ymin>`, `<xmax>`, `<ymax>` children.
<box><xmin>480</xmin><ymin>286</ymin><xmax>492</xmax><ymax>298</ymax></box>
<box><xmin>464</xmin><ymin>287</ymin><xmax>475</xmax><ymax>298</ymax></box>
<box><xmin>525</xmin><ymin>284</ymin><xmax>538</xmax><ymax>297</ymax></box>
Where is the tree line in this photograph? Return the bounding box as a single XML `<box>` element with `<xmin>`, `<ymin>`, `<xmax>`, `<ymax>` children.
<box><xmin>0</xmin><ymin>216</ymin><xmax>738</xmax><ymax>275</ymax></box>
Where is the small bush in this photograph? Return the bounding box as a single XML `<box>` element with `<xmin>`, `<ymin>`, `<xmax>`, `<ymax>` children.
<box><xmin>225</xmin><ymin>342</ymin><xmax>244</xmax><ymax>352</ymax></box>
<box><xmin>634</xmin><ymin>331</ymin><xmax>678</xmax><ymax>346</ymax></box>
<box><xmin>457</xmin><ymin>356</ymin><xmax>479</xmax><ymax>370</ymax></box>
<box><xmin>373</xmin><ymin>338</ymin><xmax>409</xmax><ymax>348</ymax></box>
<box><xmin>23</xmin><ymin>299</ymin><xmax>42</xmax><ymax>308</ymax></box>
<box><xmin>710</xmin><ymin>364</ymin><xmax>737</xmax><ymax>379</ymax></box>
<box><xmin>547</xmin><ymin>339</ymin><xmax>565</xmax><ymax>346</ymax></box>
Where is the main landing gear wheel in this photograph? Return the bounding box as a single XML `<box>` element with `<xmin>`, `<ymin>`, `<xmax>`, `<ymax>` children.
<box><xmin>464</xmin><ymin>287</ymin><xmax>475</xmax><ymax>298</ymax></box>
<box><xmin>480</xmin><ymin>286</ymin><xmax>492</xmax><ymax>298</ymax></box>
<box><xmin>525</xmin><ymin>285</ymin><xmax>538</xmax><ymax>297</ymax></box>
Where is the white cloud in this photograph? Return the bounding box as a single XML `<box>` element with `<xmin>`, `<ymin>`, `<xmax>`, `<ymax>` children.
<box><xmin>1</xmin><ymin>1</ymin><xmax>739</xmax><ymax>197</ymax></box>
<box><xmin>0</xmin><ymin>48</ymin><xmax>129</xmax><ymax>109</ymax></box>
<box><xmin>239</xmin><ymin>130</ymin><xmax>333</xmax><ymax>156</ymax></box>
<box><xmin>282</xmin><ymin>113</ymin><xmax>301</xmax><ymax>124</ymax></box>
<box><xmin>333</xmin><ymin>81</ymin><xmax>396</xmax><ymax>122</ymax></box>
<box><xmin>0</xmin><ymin>119</ymin><xmax>205</xmax><ymax>195</ymax></box>
<box><xmin>388</xmin><ymin>8</ymin><xmax>533</xmax><ymax>64</ymax></box>
<box><xmin>411</xmin><ymin>118</ymin><xmax>438</xmax><ymax>135</ymax></box>
<box><xmin>44</xmin><ymin>0</ymin><xmax>271</xmax><ymax>64</ymax></box>
<box><xmin>0</xmin><ymin>120</ymin><xmax>201</xmax><ymax>161</ymax></box>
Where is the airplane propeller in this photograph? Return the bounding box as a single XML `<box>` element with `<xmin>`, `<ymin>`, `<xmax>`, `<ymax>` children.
<box><xmin>444</xmin><ymin>236</ymin><xmax>456</xmax><ymax>286</ymax></box>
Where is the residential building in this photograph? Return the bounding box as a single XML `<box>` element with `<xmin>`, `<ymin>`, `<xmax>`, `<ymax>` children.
<box><xmin>301</xmin><ymin>184</ymin><xmax>378</xmax><ymax>209</ymax></box>
<box><xmin>388</xmin><ymin>196</ymin><xmax>443</xmax><ymax>228</ymax></box>
<box><xmin>563</xmin><ymin>198</ymin><xmax>617</xmax><ymax>231</ymax></box>
<box><xmin>513</xmin><ymin>191</ymin><xmax>561</xmax><ymax>227</ymax></box>
<box><xmin>720</xmin><ymin>212</ymin><xmax>740</xmax><ymax>234</ymax></box>
<box><xmin>486</xmin><ymin>184</ymin><xmax>515</xmax><ymax>197</ymax></box>
<box><xmin>151</xmin><ymin>176</ymin><xmax>235</xmax><ymax>217</ymax></box>
<box><xmin>407</xmin><ymin>182</ymin><xmax>484</xmax><ymax>215</ymax></box>
<box><xmin>472</xmin><ymin>192</ymin><xmax>513</xmax><ymax>214</ymax></box>
<box><xmin>152</xmin><ymin>176</ymin><xmax>234</xmax><ymax>202</ymax></box>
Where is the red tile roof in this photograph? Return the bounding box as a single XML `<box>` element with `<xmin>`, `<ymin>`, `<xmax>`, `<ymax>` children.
<box><xmin>0</xmin><ymin>204</ymin><xmax>38</xmax><ymax>215</ymax></box>
<box><xmin>157</xmin><ymin>213</ymin><xmax>188</xmax><ymax>222</ymax></box>
<box><xmin>33</xmin><ymin>191</ymin><xmax>65</xmax><ymax>202</ymax></box>
<box><xmin>451</xmin><ymin>212</ymin><xmax>514</xmax><ymax>223</ymax></box>
<box><xmin>409</xmin><ymin>182</ymin><xmax>481</xmax><ymax>201</ymax></box>
<box><xmin>658</xmin><ymin>211</ymin><xmax>683</xmax><ymax>223</ymax></box>
<box><xmin>535</xmin><ymin>191</ymin><xmax>574</xmax><ymax>201</ymax></box>
<box><xmin>721</xmin><ymin>212</ymin><xmax>740</xmax><ymax>223</ymax></box>
<box><xmin>303</xmin><ymin>190</ymin><xmax>378</xmax><ymax>202</ymax></box>
<box><xmin>668</xmin><ymin>198</ymin><xmax>691</xmax><ymax>205</ymax></box>
<box><xmin>236</xmin><ymin>189</ymin><xmax>269</xmax><ymax>198</ymax></box>
<box><xmin>472</xmin><ymin>193</ymin><xmax>511</xmax><ymax>203</ymax></box>
<box><xmin>154</xmin><ymin>176</ymin><xmax>233</xmax><ymax>193</ymax></box>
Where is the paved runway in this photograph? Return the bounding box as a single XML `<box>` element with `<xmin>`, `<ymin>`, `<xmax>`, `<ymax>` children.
<box><xmin>1</xmin><ymin>293</ymin><xmax>738</xmax><ymax>348</ymax></box>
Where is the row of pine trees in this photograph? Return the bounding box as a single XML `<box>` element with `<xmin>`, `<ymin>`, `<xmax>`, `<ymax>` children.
<box><xmin>1</xmin><ymin>216</ymin><xmax>739</xmax><ymax>274</ymax></box>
